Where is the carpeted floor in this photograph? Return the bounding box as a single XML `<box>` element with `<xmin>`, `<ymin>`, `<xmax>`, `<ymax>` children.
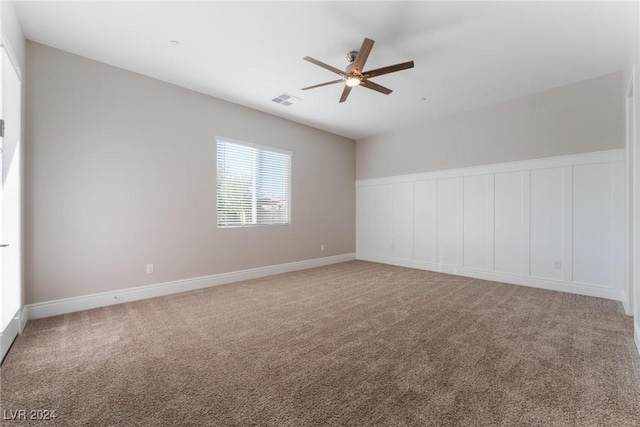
<box><xmin>1</xmin><ymin>260</ymin><xmax>639</xmax><ymax>426</ymax></box>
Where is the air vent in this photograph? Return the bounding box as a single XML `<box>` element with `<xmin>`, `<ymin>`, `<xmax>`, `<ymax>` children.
<box><xmin>272</xmin><ymin>93</ymin><xmax>301</xmax><ymax>107</ymax></box>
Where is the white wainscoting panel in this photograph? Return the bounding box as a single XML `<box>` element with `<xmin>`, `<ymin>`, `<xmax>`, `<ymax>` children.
<box><xmin>356</xmin><ymin>184</ymin><xmax>393</xmax><ymax>257</ymax></box>
<box><xmin>612</xmin><ymin>162</ymin><xmax>625</xmax><ymax>294</ymax></box>
<box><xmin>437</xmin><ymin>177</ymin><xmax>463</xmax><ymax>268</ymax></box>
<box><xmin>530</xmin><ymin>167</ymin><xmax>565</xmax><ymax>281</ymax></box>
<box><xmin>393</xmin><ymin>182</ymin><xmax>414</xmax><ymax>260</ymax></box>
<box><xmin>356</xmin><ymin>150</ymin><xmax>625</xmax><ymax>302</ymax></box>
<box><xmin>562</xmin><ymin>167</ymin><xmax>574</xmax><ymax>282</ymax></box>
<box><xmin>413</xmin><ymin>180</ymin><xmax>438</xmax><ymax>264</ymax></box>
<box><xmin>573</xmin><ymin>162</ymin><xmax>620</xmax><ymax>288</ymax></box>
<box><xmin>463</xmin><ymin>174</ymin><xmax>494</xmax><ymax>271</ymax></box>
<box><xmin>494</xmin><ymin>171</ymin><xmax>530</xmax><ymax>276</ymax></box>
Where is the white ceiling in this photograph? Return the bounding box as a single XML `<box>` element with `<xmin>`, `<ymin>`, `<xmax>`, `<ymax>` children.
<box><xmin>13</xmin><ymin>1</ymin><xmax>638</xmax><ymax>140</ymax></box>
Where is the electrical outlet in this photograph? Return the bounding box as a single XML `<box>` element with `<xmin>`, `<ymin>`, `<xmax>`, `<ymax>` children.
<box><xmin>320</xmin><ymin>244</ymin><xmax>325</xmax><ymax>251</ymax></box>
<box><xmin>146</xmin><ymin>264</ymin><xmax>154</xmax><ymax>274</ymax></box>
<box><xmin>552</xmin><ymin>260</ymin><xmax>562</xmax><ymax>270</ymax></box>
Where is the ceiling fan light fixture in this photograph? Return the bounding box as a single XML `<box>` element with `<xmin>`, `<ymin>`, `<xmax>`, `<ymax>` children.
<box><xmin>345</xmin><ymin>76</ymin><xmax>361</xmax><ymax>87</ymax></box>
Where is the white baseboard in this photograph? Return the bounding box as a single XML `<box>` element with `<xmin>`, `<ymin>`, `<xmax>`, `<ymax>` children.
<box><xmin>623</xmin><ymin>298</ymin><xmax>630</xmax><ymax>315</ymax></box>
<box><xmin>635</xmin><ymin>321</ymin><xmax>640</xmax><ymax>356</ymax></box>
<box><xmin>26</xmin><ymin>253</ymin><xmax>356</xmax><ymax>320</ymax></box>
<box><xmin>357</xmin><ymin>253</ymin><xmax>626</xmax><ymax>302</ymax></box>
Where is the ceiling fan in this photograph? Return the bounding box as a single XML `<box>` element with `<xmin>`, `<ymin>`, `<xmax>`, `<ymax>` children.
<box><xmin>302</xmin><ymin>37</ymin><xmax>414</xmax><ymax>103</ymax></box>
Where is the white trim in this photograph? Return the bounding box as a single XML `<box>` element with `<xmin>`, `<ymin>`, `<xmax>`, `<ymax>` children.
<box><xmin>356</xmin><ymin>253</ymin><xmax>626</xmax><ymax>302</ymax></box>
<box><xmin>635</xmin><ymin>320</ymin><xmax>640</xmax><ymax>356</ymax></box>
<box><xmin>626</xmin><ymin>68</ymin><xmax>638</xmax><ymax>316</ymax></box>
<box><xmin>356</xmin><ymin>150</ymin><xmax>624</xmax><ymax>188</ymax></box>
<box><xmin>25</xmin><ymin>253</ymin><xmax>355</xmax><ymax>320</ymax></box>
<box><xmin>0</xmin><ymin>309</ymin><xmax>20</xmax><ymax>363</ymax></box>
<box><xmin>625</xmin><ymin>107</ymin><xmax>631</xmax><ymax>314</ymax></box>
<box><xmin>0</xmin><ymin>37</ymin><xmax>22</xmax><ymax>81</ymax></box>
<box><xmin>561</xmin><ymin>167</ymin><xmax>573</xmax><ymax>283</ymax></box>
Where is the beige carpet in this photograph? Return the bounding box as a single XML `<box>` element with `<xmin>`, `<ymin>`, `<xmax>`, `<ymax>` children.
<box><xmin>1</xmin><ymin>261</ymin><xmax>639</xmax><ymax>426</ymax></box>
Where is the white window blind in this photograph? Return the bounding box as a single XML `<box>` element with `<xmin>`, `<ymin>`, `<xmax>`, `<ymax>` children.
<box><xmin>216</xmin><ymin>138</ymin><xmax>291</xmax><ymax>227</ymax></box>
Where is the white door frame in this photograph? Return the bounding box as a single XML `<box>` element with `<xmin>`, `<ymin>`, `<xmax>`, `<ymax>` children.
<box><xmin>625</xmin><ymin>71</ymin><xmax>635</xmax><ymax>316</ymax></box>
<box><xmin>0</xmin><ymin>38</ymin><xmax>23</xmax><ymax>364</ymax></box>
<box><xmin>627</xmin><ymin>67</ymin><xmax>640</xmax><ymax>356</ymax></box>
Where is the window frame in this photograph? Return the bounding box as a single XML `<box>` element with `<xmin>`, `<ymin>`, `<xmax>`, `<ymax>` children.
<box><xmin>215</xmin><ymin>136</ymin><xmax>292</xmax><ymax>228</ymax></box>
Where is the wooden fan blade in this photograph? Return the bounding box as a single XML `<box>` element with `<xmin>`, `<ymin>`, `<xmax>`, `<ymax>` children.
<box><xmin>352</xmin><ymin>38</ymin><xmax>374</xmax><ymax>74</ymax></box>
<box><xmin>303</xmin><ymin>56</ymin><xmax>347</xmax><ymax>77</ymax></box>
<box><xmin>302</xmin><ymin>79</ymin><xmax>344</xmax><ymax>90</ymax></box>
<box><xmin>361</xmin><ymin>79</ymin><xmax>393</xmax><ymax>95</ymax></box>
<box><xmin>339</xmin><ymin>85</ymin><xmax>353</xmax><ymax>103</ymax></box>
<box><xmin>362</xmin><ymin>61</ymin><xmax>415</xmax><ymax>78</ymax></box>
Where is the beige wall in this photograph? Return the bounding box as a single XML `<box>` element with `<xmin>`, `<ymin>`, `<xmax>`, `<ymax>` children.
<box><xmin>357</xmin><ymin>72</ymin><xmax>625</xmax><ymax>180</ymax></box>
<box><xmin>25</xmin><ymin>42</ymin><xmax>355</xmax><ymax>304</ymax></box>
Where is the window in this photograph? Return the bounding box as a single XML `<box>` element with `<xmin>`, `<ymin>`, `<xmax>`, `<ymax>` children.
<box><xmin>216</xmin><ymin>138</ymin><xmax>291</xmax><ymax>227</ymax></box>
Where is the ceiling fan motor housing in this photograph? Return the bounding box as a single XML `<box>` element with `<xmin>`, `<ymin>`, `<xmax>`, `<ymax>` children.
<box><xmin>345</xmin><ymin>63</ymin><xmax>356</xmax><ymax>75</ymax></box>
<box><xmin>345</xmin><ymin>51</ymin><xmax>360</xmax><ymax>76</ymax></box>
